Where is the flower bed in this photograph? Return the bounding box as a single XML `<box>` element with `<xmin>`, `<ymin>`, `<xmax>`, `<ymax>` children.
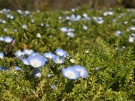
<box><xmin>0</xmin><ymin>6</ymin><xmax>135</xmax><ymax>100</ymax></box>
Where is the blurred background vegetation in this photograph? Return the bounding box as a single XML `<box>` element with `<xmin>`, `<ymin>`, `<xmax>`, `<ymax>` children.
<box><xmin>0</xmin><ymin>0</ymin><xmax>135</xmax><ymax>11</ymax></box>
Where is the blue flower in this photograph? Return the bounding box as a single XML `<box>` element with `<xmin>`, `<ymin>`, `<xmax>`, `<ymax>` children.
<box><xmin>22</xmin><ymin>24</ymin><xmax>28</xmax><ymax>29</ymax></box>
<box><xmin>83</xmin><ymin>25</ymin><xmax>88</xmax><ymax>30</ymax></box>
<box><xmin>28</xmin><ymin>53</ymin><xmax>47</xmax><ymax>68</ymax></box>
<box><xmin>0</xmin><ymin>67</ymin><xmax>10</xmax><ymax>71</ymax></box>
<box><xmin>15</xmin><ymin>50</ymin><xmax>24</xmax><ymax>59</ymax></box>
<box><xmin>4</xmin><ymin>36</ymin><xmax>13</xmax><ymax>43</ymax></box>
<box><xmin>47</xmin><ymin>74</ymin><xmax>52</xmax><ymax>78</ymax></box>
<box><xmin>14</xmin><ymin>66</ymin><xmax>22</xmax><ymax>71</ymax></box>
<box><xmin>60</xmin><ymin>27</ymin><xmax>68</xmax><ymax>32</ymax></box>
<box><xmin>0</xmin><ymin>52</ymin><xmax>4</xmax><ymax>59</ymax></box>
<box><xmin>55</xmin><ymin>49</ymin><xmax>67</xmax><ymax>57</ymax></box>
<box><xmin>43</xmin><ymin>52</ymin><xmax>55</xmax><ymax>59</ymax></box>
<box><xmin>94</xmin><ymin>67</ymin><xmax>100</xmax><ymax>71</ymax></box>
<box><xmin>33</xmin><ymin>69</ymin><xmax>41</xmax><ymax>77</ymax></box>
<box><xmin>53</xmin><ymin>56</ymin><xmax>65</xmax><ymax>64</ymax></box>
<box><xmin>23</xmin><ymin>49</ymin><xmax>34</xmax><ymax>55</ymax></box>
<box><xmin>37</xmin><ymin>33</ymin><xmax>41</xmax><ymax>38</ymax></box>
<box><xmin>66</xmin><ymin>32</ymin><xmax>74</xmax><ymax>37</ymax></box>
<box><xmin>21</xmin><ymin>58</ymin><xmax>30</xmax><ymax>65</ymax></box>
<box><xmin>62</xmin><ymin>66</ymin><xmax>80</xmax><ymax>80</ymax></box>
<box><xmin>115</xmin><ymin>30</ymin><xmax>122</xmax><ymax>36</ymax></box>
<box><xmin>129</xmin><ymin>36</ymin><xmax>134</xmax><ymax>43</ymax></box>
<box><xmin>0</xmin><ymin>36</ymin><xmax>4</xmax><ymax>41</ymax></box>
<box><xmin>40</xmin><ymin>23</ymin><xmax>44</xmax><ymax>27</ymax></box>
<box><xmin>51</xmin><ymin>85</ymin><xmax>56</xmax><ymax>90</ymax></box>
<box><xmin>74</xmin><ymin>65</ymin><xmax>88</xmax><ymax>78</ymax></box>
<box><xmin>14</xmin><ymin>29</ymin><xmax>18</xmax><ymax>33</ymax></box>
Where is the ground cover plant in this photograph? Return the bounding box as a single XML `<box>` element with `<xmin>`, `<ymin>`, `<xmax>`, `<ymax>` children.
<box><xmin>0</xmin><ymin>5</ymin><xmax>135</xmax><ymax>101</ymax></box>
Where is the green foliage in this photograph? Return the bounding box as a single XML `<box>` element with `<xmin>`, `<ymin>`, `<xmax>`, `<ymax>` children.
<box><xmin>0</xmin><ymin>6</ymin><xmax>135</xmax><ymax>100</ymax></box>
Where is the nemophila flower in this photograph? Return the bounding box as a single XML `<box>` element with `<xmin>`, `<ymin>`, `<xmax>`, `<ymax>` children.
<box><xmin>103</xmin><ymin>11</ymin><xmax>114</xmax><ymax>16</ymax></box>
<box><xmin>4</xmin><ymin>36</ymin><xmax>13</xmax><ymax>43</ymax></box>
<box><xmin>53</xmin><ymin>55</ymin><xmax>65</xmax><ymax>64</ymax></box>
<box><xmin>0</xmin><ymin>67</ymin><xmax>10</xmax><ymax>71</ymax></box>
<box><xmin>0</xmin><ymin>36</ymin><xmax>4</xmax><ymax>41</ymax></box>
<box><xmin>83</xmin><ymin>25</ymin><xmax>88</xmax><ymax>30</ymax></box>
<box><xmin>115</xmin><ymin>30</ymin><xmax>122</xmax><ymax>36</ymax></box>
<box><xmin>0</xmin><ymin>52</ymin><xmax>4</xmax><ymax>59</ymax></box>
<box><xmin>66</xmin><ymin>32</ymin><xmax>74</xmax><ymax>37</ymax></box>
<box><xmin>66</xmin><ymin>16</ymin><xmax>70</xmax><ymax>20</ymax></box>
<box><xmin>32</xmin><ymin>91</ymin><xmax>36</xmax><ymax>95</ymax></box>
<box><xmin>14</xmin><ymin>66</ymin><xmax>22</xmax><ymax>71</ymax></box>
<box><xmin>130</xmin><ymin>26</ymin><xmax>135</xmax><ymax>31</ymax></box>
<box><xmin>55</xmin><ymin>49</ymin><xmax>67</xmax><ymax>57</ymax></box>
<box><xmin>58</xmin><ymin>16</ymin><xmax>62</xmax><ymax>19</ymax></box>
<box><xmin>22</xmin><ymin>24</ymin><xmax>28</xmax><ymax>29</ymax></box>
<box><xmin>33</xmin><ymin>69</ymin><xmax>41</xmax><ymax>78</ymax></box>
<box><xmin>71</xmin><ymin>8</ymin><xmax>75</xmax><ymax>12</ymax></box>
<box><xmin>17</xmin><ymin>9</ymin><xmax>22</xmax><ymax>14</ymax></box>
<box><xmin>74</xmin><ymin>15</ymin><xmax>81</xmax><ymax>21</ymax></box>
<box><xmin>24</xmin><ymin>11</ymin><xmax>30</xmax><ymax>15</ymax></box>
<box><xmin>36</xmin><ymin>10</ymin><xmax>40</xmax><ymax>13</ymax></box>
<box><xmin>114</xmin><ymin>47</ymin><xmax>118</xmax><ymax>50</ymax></box>
<box><xmin>68</xmin><ymin>22</ymin><xmax>72</xmax><ymax>25</ymax></box>
<box><xmin>23</xmin><ymin>49</ymin><xmax>34</xmax><ymax>55</ymax></box>
<box><xmin>97</xmin><ymin>19</ymin><xmax>104</xmax><ymax>24</ymax></box>
<box><xmin>126</xmin><ymin>28</ymin><xmax>130</xmax><ymax>32</ymax></box>
<box><xmin>70</xmin><ymin>14</ymin><xmax>76</xmax><ymax>20</ymax></box>
<box><xmin>94</xmin><ymin>67</ymin><xmax>100</xmax><ymax>71</ymax></box>
<box><xmin>112</xmin><ymin>18</ymin><xmax>116</xmax><ymax>23</ymax></box>
<box><xmin>49</xmin><ymin>35</ymin><xmax>52</xmax><ymax>38</ymax></box>
<box><xmin>83</xmin><ymin>13</ymin><xmax>88</xmax><ymax>18</ymax></box>
<box><xmin>132</xmin><ymin>19</ymin><xmax>135</xmax><ymax>22</ymax></box>
<box><xmin>103</xmin><ymin>12</ymin><xmax>108</xmax><ymax>16</ymax></box>
<box><xmin>2</xmin><ymin>20</ymin><xmax>6</xmax><ymax>24</ymax></box>
<box><xmin>51</xmin><ymin>85</ymin><xmax>56</xmax><ymax>90</ymax></box>
<box><xmin>31</xmin><ymin>19</ymin><xmax>35</xmax><ymax>23</ymax></box>
<box><xmin>74</xmin><ymin>65</ymin><xmax>88</xmax><ymax>78</ymax></box>
<box><xmin>47</xmin><ymin>74</ymin><xmax>52</xmax><ymax>78</ymax></box>
<box><xmin>43</xmin><ymin>52</ymin><xmax>55</xmax><ymax>59</ymax></box>
<box><xmin>15</xmin><ymin>50</ymin><xmax>24</xmax><ymax>59</ymax></box>
<box><xmin>68</xmin><ymin>28</ymin><xmax>75</xmax><ymax>32</ymax></box>
<box><xmin>46</xmin><ymin>24</ymin><xmax>50</xmax><ymax>27</ymax></box>
<box><xmin>85</xmin><ymin>50</ymin><xmax>89</xmax><ymax>53</ymax></box>
<box><xmin>124</xmin><ymin>21</ymin><xmax>128</xmax><ymax>24</ymax></box>
<box><xmin>7</xmin><ymin>14</ymin><xmax>11</xmax><ymax>18</ymax></box>
<box><xmin>28</xmin><ymin>53</ymin><xmax>47</xmax><ymax>68</ymax></box>
<box><xmin>37</xmin><ymin>33</ymin><xmax>41</xmax><ymax>38</ymax></box>
<box><xmin>70</xmin><ymin>59</ymin><xmax>75</xmax><ymax>63</ymax></box>
<box><xmin>10</xmin><ymin>15</ymin><xmax>14</xmax><ymax>20</ymax></box>
<box><xmin>62</xmin><ymin>66</ymin><xmax>80</xmax><ymax>80</ymax></box>
<box><xmin>129</xmin><ymin>36</ymin><xmax>134</xmax><ymax>43</ymax></box>
<box><xmin>4</xmin><ymin>27</ymin><xmax>8</xmax><ymax>31</ymax></box>
<box><xmin>60</xmin><ymin>27</ymin><xmax>68</xmax><ymax>32</ymax></box>
<box><xmin>30</xmin><ymin>15</ymin><xmax>33</xmax><ymax>18</ymax></box>
<box><xmin>21</xmin><ymin>58</ymin><xmax>30</xmax><ymax>65</ymax></box>
<box><xmin>40</xmin><ymin>23</ymin><xmax>44</xmax><ymax>27</ymax></box>
<box><xmin>14</xmin><ymin>29</ymin><xmax>18</xmax><ymax>33</ymax></box>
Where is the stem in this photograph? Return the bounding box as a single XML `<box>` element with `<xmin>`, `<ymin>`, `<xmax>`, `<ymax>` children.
<box><xmin>92</xmin><ymin>85</ymin><xmax>102</xmax><ymax>101</ymax></box>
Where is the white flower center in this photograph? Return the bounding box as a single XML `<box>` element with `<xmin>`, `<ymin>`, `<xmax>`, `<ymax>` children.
<box><xmin>66</xmin><ymin>71</ymin><xmax>76</xmax><ymax>79</ymax></box>
<box><xmin>32</xmin><ymin>60</ymin><xmax>41</xmax><ymax>67</ymax></box>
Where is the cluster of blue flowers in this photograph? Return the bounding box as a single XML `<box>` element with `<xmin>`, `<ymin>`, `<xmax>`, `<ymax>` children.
<box><xmin>62</xmin><ymin>65</ymin><xmax>88</xmax><ymax>80</ymax></box>
<box><xmin>14</xmin><ymin>48</ymin><xmax>89</xmax><ymax>79</ymax></box>
<box><xmin>0</xmin><ymin>36</ymin><xmax>13</xmax><ymax>43</ymax></box>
